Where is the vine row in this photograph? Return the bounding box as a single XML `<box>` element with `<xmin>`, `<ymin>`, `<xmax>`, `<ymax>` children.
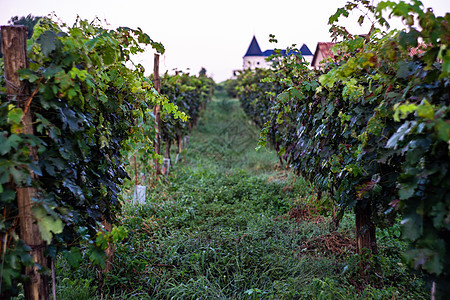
<box><xmin>235</xmin><ymin>0</ymin><xmax>449</xmax><ymax>293</ymax></box>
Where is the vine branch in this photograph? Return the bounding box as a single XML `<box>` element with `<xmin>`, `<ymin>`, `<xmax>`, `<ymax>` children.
<box><xmin>22</xmin><ymin>76</ymin><xmax>43</xmax><ymax>118</ymax></box>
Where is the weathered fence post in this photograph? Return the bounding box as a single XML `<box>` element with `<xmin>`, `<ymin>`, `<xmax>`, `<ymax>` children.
<box><xmin>165</xmin><ymin>140</ymin><xmax>171</xmax><ymax>161</ymax></box>
<box><xmin>177</xmin><ymin>134</ymin><xmax>182</xmax><ymax>154</ymax></box>
<box><xmin>175</xmin><ymin>133</ymin><xmax>183</xmax><ymax>163</ymax></box>
<box><xmin>1</xmin><ymin>25</ymin><xmax>49</xmax><ymax>300</ymax></box>
<box><xmin>354</xmin><ymin>201</ymin><xmax>378</xmax><ymax>277</ymax></box>
<box><xmin>153</xmin><ymin>54</ymin><xmax>162</xmax><ymax>176</ymax></box>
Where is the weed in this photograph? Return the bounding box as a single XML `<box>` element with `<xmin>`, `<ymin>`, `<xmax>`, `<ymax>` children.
<box><xmin>56</xmin><ymin>278</ymin><xmax>97</xmax><ymax>300</ymax></box>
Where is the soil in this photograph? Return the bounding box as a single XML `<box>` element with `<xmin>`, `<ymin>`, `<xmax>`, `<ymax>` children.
<box><xmin>299</xmin><ymin>232</ymin><xmax>356</xmax><ymax>258</ymax></box>
<box><xmin>276</xmin><ymin>204</ymin><xmax>356</xmax><ymax>258</ymax></box>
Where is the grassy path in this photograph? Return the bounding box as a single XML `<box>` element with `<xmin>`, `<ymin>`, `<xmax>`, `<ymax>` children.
<box><xmin>117</xmin><ymin>92</ymin><xmax>346</xmax><ymax>299</ymax></box>
<box><xmin>57</xmin><ymin>91</ymin><xmax>427</xmax><ymax>299</ymax></box>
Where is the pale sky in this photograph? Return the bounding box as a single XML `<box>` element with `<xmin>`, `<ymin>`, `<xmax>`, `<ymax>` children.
<box><xmin>1</xmin><ymin>0</ymin><xmax>448</xmax><ymax>82</ymax></box>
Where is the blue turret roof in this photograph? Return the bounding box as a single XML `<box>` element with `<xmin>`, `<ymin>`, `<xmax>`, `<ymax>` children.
<box><xmin>262</xmin><ymin>49</ymin><xmax>285</xmax><ymax>56</ymax></box>
<box><xmin>244</xmin><ymin>36</ymin><xmax>263</xmax><ymax>56</ymax></box>
<box><xmin>299</xmin><ymin>44</ymin><xmax>313</xmax><ymax>56</ymax></box>
<box><xmin>262</xmin><ymin>44</ymin><xmax>313</xmax><ymax>57</ymax></box>
<box><xmin>245</xmin><ymin>36</ymin><xmax>313</xmax><ymax>58</ymax></box>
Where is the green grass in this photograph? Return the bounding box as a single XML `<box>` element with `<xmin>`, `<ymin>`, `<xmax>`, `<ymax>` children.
<box><xmin>56</xmin><ymin>90</ymin><xmax>428</xmax><ymax>299</ymax></box>
<box><xmin>181</xmin><ymin>91</ymin><xmax>278</xmax><ymax>173</ymax></box>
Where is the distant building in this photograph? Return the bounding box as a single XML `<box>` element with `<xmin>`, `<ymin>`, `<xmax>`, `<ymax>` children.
<box><xmin>311</xmin><ymin>42</ymin><xmax>335</xmax><ymax>68</ymax></box>
<box><xmin>409</xmin><ymin>43</ymin><xmax>430</xmax><ymax>56</ymax></box>
<box><xmin>243</xmin><ymin>36</ymin><xmax>313</xmax><ymax>69</ymax></box>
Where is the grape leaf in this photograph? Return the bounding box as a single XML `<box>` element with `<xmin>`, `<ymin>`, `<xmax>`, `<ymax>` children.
<box><xmin>32</xmin><ymin>206</ymin><xmax>64</xmax><ymax>244</ymax></box>
<box><xmin>401</xmin><ymin>214</ymin><xmax>422</xmax><ymax>241</ymax></box>
<box><xmin>7</xmin><ymin>108</ymin><xmax>24</xmax><ymax>125</ymax></box>
<box><xmin>37</xmin><ymin>30</ymin><xmax>57</xmax><ymax>56</ymax></box>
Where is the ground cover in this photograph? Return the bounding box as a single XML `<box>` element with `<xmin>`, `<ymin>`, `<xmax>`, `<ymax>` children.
<box><xmin>55</xmin><ymin>90</ymin><xmax>428</xmax><ymax>299</ymax></box>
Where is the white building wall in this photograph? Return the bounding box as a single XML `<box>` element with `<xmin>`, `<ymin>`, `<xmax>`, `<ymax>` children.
<box><xmin>243</xmin><ymin>56</ymin><xmax>270</xmax><ymax>69</ymax></box>
<box><xmin>303</xmin><ymin>55</ymin><xmax>313</xmax><ymax>66</ymax></box>
<box><xmin>244</xmin><ymin>55</ymin><xmax>313</xmax><ymax>69</ymax></box>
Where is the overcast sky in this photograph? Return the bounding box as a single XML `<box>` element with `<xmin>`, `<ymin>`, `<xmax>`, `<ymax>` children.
<box><xmin>1</xmin><ymin>0</ymin><xmax>448</xmax><ymax>82</ymax></box>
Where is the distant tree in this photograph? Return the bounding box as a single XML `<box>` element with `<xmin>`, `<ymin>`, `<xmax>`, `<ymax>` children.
<box><xmin>199</xmin><ymin>67</ymin><xmax>207</xmax><ymax>77</ymax></box>
<box><xmin>0</xmin><ymin>14</ymin><xmax>42</xmax><ymax>58</ymax></box>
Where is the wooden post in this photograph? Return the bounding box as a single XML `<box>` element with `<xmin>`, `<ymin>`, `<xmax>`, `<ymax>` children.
<box><xmin>102</xmin><ymin>219</ymin><xmax>113</xmax><ymax>273</ymax></box>
<box><xmin>153</xmin><ymin>54</ymin><xmax>161</xmax><ymax>175</ymax></box>
<box><xmin>175</xmin><ymin>134</ymin><xmax>182</xmax><ymax>164</ymax></box>
<box><xmin>354</xmin><ymin>201</ymin><xmax>378</xmax><ymax>277</ymax></box>
<box><xmin>165</xmin><ymin>141</ymin><xmax>171</xmax><ymax>161</ymax></box>
<box><xmin>134</xmin><ymin>155</ymin><xmax>138</xmax><ymax>185</ymax></box>
<box><xmin>177</xmin><ymin>134</ymin><xmax>182</xmax><ymax>154</ymax></box>
<box><xmin>96</xmin><ymin>218</ymin><xmax>113</xmax><ymax>289</ymax></box>
<box><xmin>1</xmin><ymin>25</ymin><xmax>49</xmax><ymax>300</ymax></box>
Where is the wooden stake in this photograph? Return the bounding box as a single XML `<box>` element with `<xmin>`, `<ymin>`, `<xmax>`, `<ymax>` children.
<box><xmin>153</xmin><ymin>54</ymin><xmax>161</xmax><ymax>176</ymax></box>
<box><xmin>354</xmin><ymin>201</ymin><xmax>379</xmax><ymax>279</ymax></box>
<box><xmin>97</xmin><ymin>218</ymin><xmax>113</xmax><ymax>289</ymax></box>
<box><xmin>177</xmin><ymin>134</ymin><xmax>182</xmax><ymax>154</ymax></box>
<box><xmin>102</xmin><ymin>219</ymin><xmax>113</xmax><ymax>274</ymax></box>
<box><xmin>1</xmin><ymin>25</ymin><xmax>49</xmax><ymax>300</ymax></box>
<box><xmin>134</xmin><ymin>155</ymin><xmax>138</xmax><ymax>185</ymax></box>
<box><xmin>165</xmin><ymin>141</ymin><xmax>171</xmax><ymax>161</ymax></box>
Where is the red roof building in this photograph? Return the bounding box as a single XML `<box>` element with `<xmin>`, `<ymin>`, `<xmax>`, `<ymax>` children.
<box><xmin>311</xmin><ymin>42</ymin><xmax>335</xmax><ymax>68</ymax></box>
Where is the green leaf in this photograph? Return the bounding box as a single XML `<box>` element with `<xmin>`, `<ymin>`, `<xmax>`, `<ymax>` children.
<box><xmin>102</xmin><ymin>48</ymin><xmax>117</xmax><ymax>65</ymax></box>
<box><xmin>111</xmin><ymin>225</ymin><xmax>127</xmax><ymax>242</ymax></box>
<box><xmin>441</xmin><ymin>50</ymin><xmax>450</xmax><ymax>79</ymax></box>
<box><xmin>0</xmin><ymin>188</ymin><xmax>15</xmax><ymax>203</ymax></box>
<box><xmin>358</xmin><ymin>15</ymin><xmax>365</xmax><ymax>25</ymax></box>
<box><xmin>96</xmin><ymin>232</ymin><xmax>109</xmax><ymax>250</ymax></box>
<box><xmin>43</xmin><ymin>65</ymin><xmax>64</xmax><ymax>79</ymax></box>
<box><xmin>366</xmin><ymin>116</ymin><xmax>383</xmax><ymax>136</ymax></box>
<box><xmin>401</xmin><ymin>214</ymin><xmax>422</xmax><ymax>241</ymax></box>
<box><xmin>29</xmin><ymin>162</ymin><xmax>43</xmax><ymax>177</ymax></box>
<box><xmin>328</xmin><ymin>8</ymin><xmax>349</xmax><ymax>24</ymax></box>
<box><xmin>63</xmin><ymin>247</ymin><xmax>83</xmax><ymax>268</ymax></box>
<box><xmin>422</xmin><ymin>47</ymin><xmax>439</xmax><ymax>69</ymax></box>
<box><xmin>398</xmin><ymin>29</ymin><xmax>419</xmax><ymax>49</ymax></box>
<box><xmin>32</xmin><ymin>206</ymin><xmax>64</xmax><ymax>244</ymax></box>
<box><xmin>399</xmin><ymin>184</ymin><xmax>415</xmax><ymax>200</ymax></box>
<box><xmin>37</xmin><ymin>30</ymin><xmax>57</xmax><ymax>56</ymax></box>
<box><xmin>392</xmin><ymin>2</ymin><xmax>412</xmax><ymax>18</ymax></box>
<box><xmin>7</xmin><ymin>108</ymin><xmax>24</xmax><ymax>125</ymax></box>
<box><xmin>430</xmin><ymin>202</ymin><xmax>447</xmax><ymax>229</ymax></box>
<box><xmin>9</xmin><ymin>166</ymin><xmax>30</xmax><ymax>185</ymax></box>
<box><xmin>18</xmin><ymin>69</ymin><xmax>40</xmax><ymax>83</ymax></box>
<box><xmin>7</xmin><ymin>134</ymin><xmax>23</xmax><ymax>150</ymax></box>
<box><xmin>404</xmin><ymin>248</ymin><xmax>444</xmax><ymax>275</ymax></box>
<box><xmin>1</xmin><ymin>267</ymin><xmax>20</xmax><ymax>288</ymax></box>
<box><xmin>386</xmin><ymin>121</ymin><xmax>414</xmax><ymax>149</ymax></box>
<box><xmin>423</xmin><ymin>251</ymin><xmax>444</xmax><ymax>275</ymax></box>
<box><xmin>0</xmin><ymin>135</ymin><xmax>10</xmax><ymax>155</ymax></box>
<box><xmin>88</xmin><ymin>246</ymin><xmax>106</xmax><ymax>269</ymax></box>
<box><xmin>416</xmin><ymin>99</ymin><xmax>434</xmax><ymax>120</ymax></box>
<box><xmin>434</xmin><ymin>119</ymin><xmax>450</xmax><ymax>143</ymax></box>
<box><xmin>396</xmin><ymin>61</ymin><xmax>420</xmax><ymax>78</ymax></box>
<box><xmin>393</xmin><ymin>103</ymin><xmax>417</xmax><ymax>121</ymax></box>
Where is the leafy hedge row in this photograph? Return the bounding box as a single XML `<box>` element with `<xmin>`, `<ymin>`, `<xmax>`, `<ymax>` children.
<box><xmin>236</xmin><ymin>53</ymin><xmax>308</xmax><ymax>166</ymax></box>
<box><xmin>0</xmin><ymin>17</ymin><xmax>184</xmax><ymax>295</ymax></box>
<box><xmin>159</xmin><ymin>69</ymin><xmax>215</xmax><ymax>158</ymax></box>
<box><xmin>236</xmin><ymin>0</ymin><xmax>449</xmax><ymax>293</ymax></box>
